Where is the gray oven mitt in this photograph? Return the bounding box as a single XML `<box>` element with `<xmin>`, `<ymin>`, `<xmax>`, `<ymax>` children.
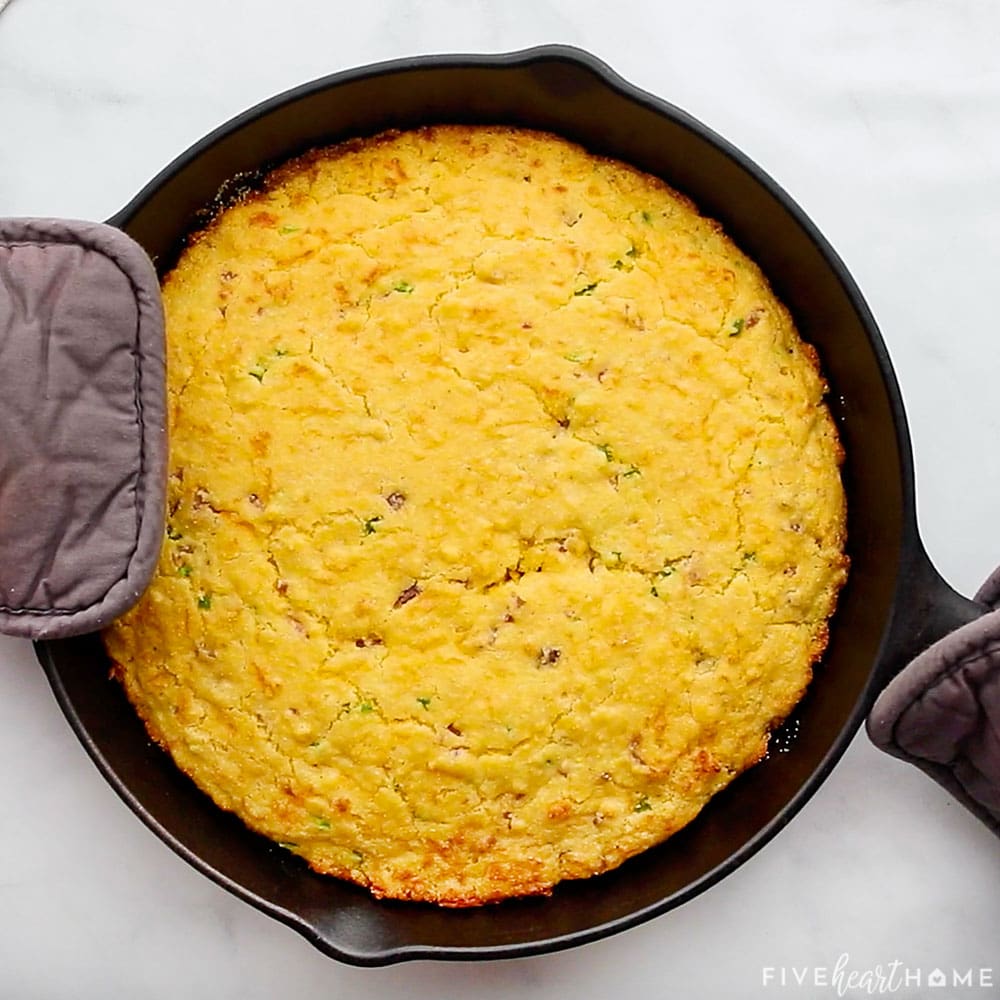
<box><xmin>0</xmin><ymin>218</ymin><xmax>166</xmax><ymax>640</ymax></box>
<box><xmin>868</xmin><ymin>568</ymin><xmax>1000</xmax><ymax>835</ymax></box>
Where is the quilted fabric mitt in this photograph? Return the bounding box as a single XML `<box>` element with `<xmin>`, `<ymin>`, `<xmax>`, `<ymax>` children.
<box><xmin>0</xmin><ymin>218</ymin><xmax>166</xmax><ymax>639</ymax></box>
<box><xmin>868</xmin><ymin>567</ymin><xmax>1000</xmax><ymax>836</ymax></box>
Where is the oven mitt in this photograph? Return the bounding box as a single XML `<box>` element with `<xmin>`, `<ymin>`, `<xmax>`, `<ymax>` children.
<box><xmin>0</xmin><ymin>218</ymin><xmax>166</xmax><ymax>640</ymax></box>
<box><xmin>868</xmin><ymin>567</ymin><xmax>1000</xmax><ymax>836</ymax></box>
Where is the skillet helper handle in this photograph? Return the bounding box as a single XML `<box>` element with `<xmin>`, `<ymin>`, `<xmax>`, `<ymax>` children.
<box><xmin>867</xmin><ymin>540</ymin><xmax>1000</xmax><ymax>834</ymax></box>
<box><xmin>0</xmin><ymin>218</ymin><xmax>166</xmax><ymax>640</ymax></box>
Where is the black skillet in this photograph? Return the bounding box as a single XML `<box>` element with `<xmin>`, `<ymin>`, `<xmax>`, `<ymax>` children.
<box><xmin>34</xmin><ymin>45</ymin><xmax>985</xmax><ymax>964</ymax></box>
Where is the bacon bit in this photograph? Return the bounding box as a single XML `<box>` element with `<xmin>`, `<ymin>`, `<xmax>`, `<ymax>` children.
<box><xmin>746</xmin><ymin>307</ymin><xmax>765</xmax><ymax>328</ymax></box>
<box><xmin>446</xmin><ymin>722</ymin><xmax>463</xmax><ymax>737</ymax></box>
<box><xmin>275</xmin><ymin>579</ymin><xmax>289</xmax><ymax>596</ymax></box>
<box><xmin>384</xmin><ymin>491</ymin><xmax>406</xmax><ymax>510</ymax></box>
<box><xmin>250</xmin><ymin>211</ymin><xmax>278</xmax><ymax>226</ymax></box>
<box><xmin>547</xmin><ymin>801</ymin><xmax>572</xmax><ymax>820</ymax></box>
<box><xmin>393</xmin><ymin>583</ymin><xmax>421</xmax><ymax>609</ymax></box>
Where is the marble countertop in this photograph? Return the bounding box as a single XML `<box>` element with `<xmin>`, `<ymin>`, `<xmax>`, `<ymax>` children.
<box><xmin>1</xmin><ymin>1</ymin><xmax>998</xmax><ymax>996</ymax></box>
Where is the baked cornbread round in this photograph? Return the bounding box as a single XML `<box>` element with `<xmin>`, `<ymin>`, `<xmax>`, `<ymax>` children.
<box><xmin>104</xmin><ymin>125</ymin><xmax>848</xmax><ymax>906</ymax></box>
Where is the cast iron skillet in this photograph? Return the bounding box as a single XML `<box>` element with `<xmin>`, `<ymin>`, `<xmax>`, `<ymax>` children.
<box><xmin>35</xmin><ymin>45</ymin><xmax>986</xmax><ymax>964</ymax></box>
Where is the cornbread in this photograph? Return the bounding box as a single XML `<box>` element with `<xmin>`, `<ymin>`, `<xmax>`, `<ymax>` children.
<box><xmin>104</xmin><ymin>125</ymin><xmax>848</xmax><ymax>906</ymax></box>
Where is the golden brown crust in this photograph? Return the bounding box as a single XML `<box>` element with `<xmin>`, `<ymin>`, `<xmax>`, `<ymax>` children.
<box><xmin>104</xmin><ymin>125</ymin><xmax>848</xmax><ymax>906</ymax></box>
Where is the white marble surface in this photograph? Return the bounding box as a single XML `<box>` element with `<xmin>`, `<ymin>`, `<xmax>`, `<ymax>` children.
<box><xmin>1</xmin><ymin>1</ymin><xmax>999</xmax><ymax>996</ymax></box>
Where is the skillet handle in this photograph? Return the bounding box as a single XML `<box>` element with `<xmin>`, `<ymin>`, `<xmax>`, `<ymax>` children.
<box><xmin>874</xmin><ymin>539</ymin><xmax>988</xmax><ymax>688</ymax></box>
<box><xmin>868</xmin><ymin>540</ymin><xmax>1000</xmax><ymax>836</ymax></box>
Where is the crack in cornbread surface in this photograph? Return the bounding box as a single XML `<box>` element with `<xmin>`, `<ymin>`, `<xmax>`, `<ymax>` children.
<box><xmin>104</xmin><ymin>125</ymin><xmax>848</xmax><ymax>906</ymax></box>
